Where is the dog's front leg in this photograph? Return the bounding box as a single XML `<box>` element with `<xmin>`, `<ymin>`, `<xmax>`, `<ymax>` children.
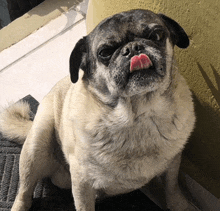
<box><xmin>70</xmin><ymin>158</ymin><xmax>96</xmax><ymax>211</ymax></box>
<box><xmin>11</xmin><ymin>126</ymin><xmax>59</xmax><ymax>211</ymax></box>
<box><xmin>164</xmin><ymin>153</ymin><xmax>199</xmax><ymax>211</ymax></box>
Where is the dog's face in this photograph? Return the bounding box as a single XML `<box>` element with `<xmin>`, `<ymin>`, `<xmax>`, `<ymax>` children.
<box><xmin>70</xmin><ymin>9</ymin><xmax>189</xmax><ymax>102</ymax></box>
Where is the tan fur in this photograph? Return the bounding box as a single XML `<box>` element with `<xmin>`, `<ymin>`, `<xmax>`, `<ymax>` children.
<box><xmin>0</xmin><ymin>101</ymin><xmax>33</xmax><ymax>144</ymax></box>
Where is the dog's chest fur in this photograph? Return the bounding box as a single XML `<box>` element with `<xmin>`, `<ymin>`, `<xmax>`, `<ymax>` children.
<box><xmin>67</xmin><ymin>81</ymin><xmax>189</xmax><ymax>194</ymax></box>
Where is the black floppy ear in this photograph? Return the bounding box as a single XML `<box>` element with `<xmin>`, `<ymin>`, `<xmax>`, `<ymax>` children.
<box><xmin>158</xmin><ymin>14</ymin><xmax>189</xmax><ymax>49</ymax></box>
<box><xmin>69</xmin><ymin>36</ymin><xmax>87</xmax><ymax>83</ymax></box>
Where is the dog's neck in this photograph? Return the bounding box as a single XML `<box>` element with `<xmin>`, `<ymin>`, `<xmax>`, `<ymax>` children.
<box><xmin>85</xmin><ymin>85</ymin><xmax>173</xmax><ymax>129</ymax></box>
<box><xmin>78</xmin><ymin>67</ymin><xmax>181</xmax><ymax>134</ymax></box>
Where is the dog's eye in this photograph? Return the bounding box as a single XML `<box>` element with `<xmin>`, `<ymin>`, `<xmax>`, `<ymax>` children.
<box><xmin>149</xmin><ymin>30</ymin><xmax>165</xmax><ymax>42</ymax></box>
<box><xmin>98</xmin><ymin>48</ymin><xmax>115</xmax><ymax>60</ymax></box>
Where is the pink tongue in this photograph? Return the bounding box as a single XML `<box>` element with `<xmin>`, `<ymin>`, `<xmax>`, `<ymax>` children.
<box><xmin>130</xmin><ymin>54</ymin><xmax>152</xmax><ymax>72</ymax></box>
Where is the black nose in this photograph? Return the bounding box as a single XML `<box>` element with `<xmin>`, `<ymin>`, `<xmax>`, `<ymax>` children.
<box><xmin>121</xmin><ymin>42</ymin><xmax>145</xmax><ymax>57</ymax></box>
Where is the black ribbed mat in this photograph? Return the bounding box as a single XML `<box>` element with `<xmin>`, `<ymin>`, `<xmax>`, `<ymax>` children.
<box><xmin>0</xmin><ymin>95</ymin><xmax>162</xmax><ymax>211</ymax></box>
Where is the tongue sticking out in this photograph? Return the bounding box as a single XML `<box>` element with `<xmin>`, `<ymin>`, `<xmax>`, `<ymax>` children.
<box><xmin>130</xmin><ymin>54</ymin><xmax>152</xmax><ymax>72</ymax></box>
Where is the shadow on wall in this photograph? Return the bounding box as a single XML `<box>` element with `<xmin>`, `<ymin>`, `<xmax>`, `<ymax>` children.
<box><xmin>26</xmin><ymin>0</ymin><xmax>85</xmax><ymax>17</ymax></box>
<box><xmin>197</xmin><ymin>63</ymin><xmax>220</xmax><ymax>108</ymax></box>
<box><xmin>0</xmin><ymin>0</ymin><xmax>11</xmax><ymax>28</ymax></box>
<box><xmin>6</xmin><ymin>0</ymin><xmax>45</xmax><ymax>22</ymax></box>
<box><xmin>0</xmin><ymin>0</ymin><xmax>45</xmax><ymax>29</ymax></box>
<box><xmin>182</xmin><ymin>63</ymin><xmax>220</xmax><ymax>198</ymax></box>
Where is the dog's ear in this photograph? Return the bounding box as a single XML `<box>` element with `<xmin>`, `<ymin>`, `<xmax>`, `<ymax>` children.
<box><xmin>158</xmin><ymin>14</ymin><xmax>189</xmax><ymax>49</ymax></box>
<box><xmin>69</xmin><ymin>36</ymin><xmax>87</xmax><ymax>83</ymax></box>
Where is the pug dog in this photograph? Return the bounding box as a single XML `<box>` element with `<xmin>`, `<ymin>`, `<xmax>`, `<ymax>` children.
<box><xmin>0</xmin><ymin>9</ymin><xmax>197</xmax><ymax>211</ymax></box>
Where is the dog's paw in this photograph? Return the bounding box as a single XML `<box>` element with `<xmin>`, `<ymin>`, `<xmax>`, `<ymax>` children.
<box><xmin>167</xmin><ymin>203</ymin><xmax>199</xmax><ymax>211</ymax></box>
<box><xmin>166</xmin><ymin>192</ymin><xmax>200</xmax><ymax>211</ymax></box>
<box><xmin>184</xmin><ymin>203</ymin><xmax>200</xmax><ymax>211</ymax></box>
<box><xmin>11</xmin><ymin>198</ymin><xmax>32</xmax><ymax>211</ymax></box>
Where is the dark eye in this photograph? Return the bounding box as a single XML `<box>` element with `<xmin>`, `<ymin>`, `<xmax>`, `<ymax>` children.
<box><xmin>98</xmin><ymin>48</ymin><xmax>116</xmax><ymax>60</ymax></box>
<box><xmin>149</xmin><ymin>30</ymin><xmax>165</xmax><ymax>41</ymax></box>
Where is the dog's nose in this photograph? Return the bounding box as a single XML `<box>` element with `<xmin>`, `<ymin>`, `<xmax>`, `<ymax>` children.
<box><xmin>121</xmin><ymin>42</ymin><xmax>145</xmax><ymax>57</ymax></box>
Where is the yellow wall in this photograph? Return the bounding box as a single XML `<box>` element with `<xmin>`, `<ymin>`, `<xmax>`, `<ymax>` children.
<box><xmin>86</xmin><ymin>0</ymin><xmax>220</xmax><ymax>197</ymax></box>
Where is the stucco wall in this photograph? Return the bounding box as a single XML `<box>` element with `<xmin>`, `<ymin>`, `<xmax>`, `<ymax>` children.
<box><xmin>86</xmin><ymin>0</ymin><xmax>220</xmax><ymax>197</ymax></box>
